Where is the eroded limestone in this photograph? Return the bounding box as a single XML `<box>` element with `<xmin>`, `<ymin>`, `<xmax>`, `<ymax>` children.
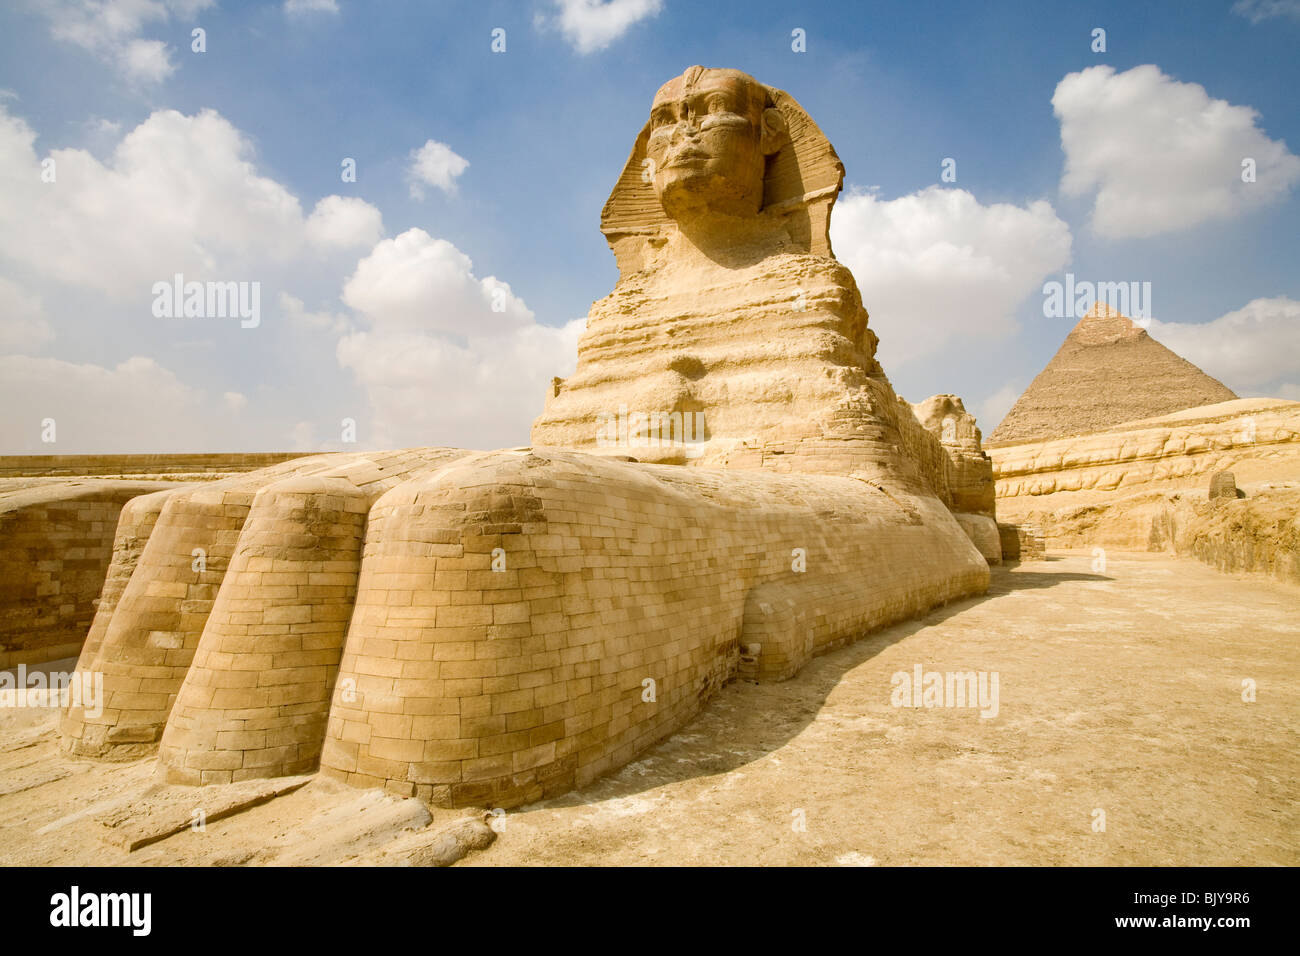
<box><xmin>60</xmin><ymin>67</ymin><xmax>995</xmax><ymax>807</ymax></box>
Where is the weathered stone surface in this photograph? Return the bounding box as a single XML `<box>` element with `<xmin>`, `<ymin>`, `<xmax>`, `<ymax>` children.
<box><xmin>992</xmin><ymin>399</ymin><xmax>1300</xmax><ymax>503</ymax></box>
<box><xmin>315</xmin><ymin>450</ymin><xmax>985</xmax><ymax>806</ymax></box>
<box><xmin>989</xmin><ymin>303</ymin><xmax>1238</xmax><ymax>446</ymax></box>
<box><xmin>93</xmin><ymin>775</ymin><xmax>312</xmax><ymax>851</ymax></box>
<box><xmin>1182</xmin><ymin>489</ymin><xmax>1300</xmax><ymax>583</ymax></box>
<box><xmin>61</xmin><ymin>450</ymin><xmax>471</xmax><ymax>761</ymax></box>
<box><xmin>994</xmin><ymin>521</ymin><xmax>1045</xmax><ymax>562</ymax></box>
<box><xmin>911</xmin><ymin>394</ymin><xmax>996</xmax><ymax>517</ymax></box>
<box><xmin>1013</xmin><ymin>523</ymin><xmax>1045</xmax><ymax>561</ymax></box>
<box><xmin>1209</xmin><ymin>471</ymin><xmax>1239</xmax><ymax>500</ymax></box>
<box><xmin>992</xmin><ymin>398</ymin><xmax>1300</xmax><ymax>583</ymax></box>
<box><xmin>954</xmin><ymin>513</ymin><xmax>1001</xmax><ymax>565</ymax></box>
<box><xmin>531</xmin><ymin>67</ymin><xmax>963</xmax><ymax>496</ymax></box>
<box><xmin>58</xmin><ymin>66</ymin><xmax>993</xmax><ymax>808</ymax></box>
<box><xmin>0</xmin><ymin>481</ymin><xmax>182</xmax><ymax>667</ymax></box>
<box><xmin>0</xmin><ymin>455</ymin><xmax>316</xmax><ymax>669</ymax></box>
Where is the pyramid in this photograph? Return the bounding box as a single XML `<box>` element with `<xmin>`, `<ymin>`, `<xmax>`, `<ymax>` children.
<box><xmin>989</xmin><ymin>302</ymin><xmax>1238</xmax><ymax>445</ymax></box>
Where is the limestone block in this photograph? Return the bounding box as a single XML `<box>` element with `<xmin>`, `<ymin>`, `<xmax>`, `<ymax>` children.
<box><xmin>995</xmin><ymin>522</ymin><xmax>1044</xmax><ymax>561</ymax></box>
<box><xmin>315</xmin><ymin>449</ymin><xmax>987</xmax><ymax>808</ymax></box>
<box><xmin>157</xmin><ymin>476</ymin><xmax>371</xmax><ymax>783</ymax></box>
<box><xmin>0</xmin><ymin>480</ymin><xmax>180</xmax><ymax>668</ymax></box>
<box><xmin>911</xmin><ymin>394</ymin><xmax>996</xmax><ymax>517</ymax></box>
<box><xmin>1209</xmin><ymin>471</ymin><xmax>1239</xmax><ymax>500</ymax></box>
<box><xmin>60</xmin><ymin>448</ymin><xmax>472</xmax><ymax>759</ymax></box>
<box><xmin>954</xmin><ymin>513</ymin><xmax>1001</xmax><ymax>565</ymax></box>
<box><xmin>997</xmin><ymin>522</ymin><xmax>1020</xmax><ymax>561</ymax></box>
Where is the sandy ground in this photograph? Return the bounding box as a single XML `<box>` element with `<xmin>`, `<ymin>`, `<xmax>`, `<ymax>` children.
<box><xmin>1</xmin><ymin>550</ymin><xmax>1295</xmax><ymax>866</ymax></box>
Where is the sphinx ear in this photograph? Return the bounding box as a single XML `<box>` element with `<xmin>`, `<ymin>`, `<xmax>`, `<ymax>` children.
<box><xmin>759</xmin><ymin>106</ymin><xmax>789</xmax><ymax>156</ymax></box>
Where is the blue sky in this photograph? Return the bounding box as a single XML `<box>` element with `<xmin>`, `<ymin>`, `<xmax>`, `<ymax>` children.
<box><xmin>1</xmin><ymin>0</ymin><xmax>1297</xmax><ymax>453</ymax></box>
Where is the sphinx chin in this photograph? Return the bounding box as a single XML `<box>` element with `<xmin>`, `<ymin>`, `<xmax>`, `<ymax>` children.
<box><xmin>57</xmin><ymin>66</ymin><xmax>998</xmax><ymax>809</ymax></box>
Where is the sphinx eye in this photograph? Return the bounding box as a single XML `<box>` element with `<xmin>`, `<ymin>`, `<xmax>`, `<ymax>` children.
<box><xmin>651</xmin><ymin>107</ymin><xmax>675</xmax><ymax>127</ymax></box>
<box><xmin>706</xmin><ymin>94</ymin><xmax>729</xmax><ymax>113</ymax></box>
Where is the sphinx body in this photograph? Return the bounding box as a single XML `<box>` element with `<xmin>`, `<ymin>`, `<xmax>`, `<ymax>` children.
<box><xmin>59</xmin><ymin>68</ymin><xmax>993</xmax><ymax>808</ymax></box>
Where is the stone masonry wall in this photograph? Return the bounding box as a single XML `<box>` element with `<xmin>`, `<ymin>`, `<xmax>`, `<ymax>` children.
<box><xmin>62</xmin><ymin>447</ymin><xmax>988</xmax><ymax>807</ymax></box>
<box><xmin>0</xmin><ymin>482</ymin><xmax>177</xmax><ymax>667</ymax></box>
<box><xmin>0</xmin><ymin>453</ymin><xmax>305</xmax><ymax>479</ymax></box>
<box><xmin>314</xmin><ymin>450</ymin><xmax>987</xmax><ymax>807</ymax></box>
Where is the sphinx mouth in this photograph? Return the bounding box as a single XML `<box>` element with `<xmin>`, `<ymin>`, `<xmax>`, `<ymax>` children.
<box><xmin>665</xmin><ymin>145</ymin><xmax>709</xmax><ymax>168</ymax></box>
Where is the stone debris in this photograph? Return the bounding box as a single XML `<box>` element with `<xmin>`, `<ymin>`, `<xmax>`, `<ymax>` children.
<box><xmin>93</xmin><ymin>775</ymin><xmax>312</xmax><ymax>852</ymax></box>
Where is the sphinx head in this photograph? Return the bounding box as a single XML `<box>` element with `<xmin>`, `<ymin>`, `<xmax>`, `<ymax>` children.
<box><xmin>645</xmin><ymin>66</ymin><xmax>789</xmax><ymax>222</ymax></box>
<box><xmin>600</xmin><ymin>67</ymin><xmax>843</xmax><ymax>273</ymax></box>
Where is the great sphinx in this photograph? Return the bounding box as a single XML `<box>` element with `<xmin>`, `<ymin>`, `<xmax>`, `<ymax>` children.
<box><xmin>58</xmin><ymin>67</ymin><xmax>993</xmax><ymax>808</ymax></box>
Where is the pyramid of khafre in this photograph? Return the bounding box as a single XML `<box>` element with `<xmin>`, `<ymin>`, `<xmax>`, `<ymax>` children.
<box><xmin>988</xmin><ymin>302</ymin><xmax>1238</xmax><ymax>446</ymax></box>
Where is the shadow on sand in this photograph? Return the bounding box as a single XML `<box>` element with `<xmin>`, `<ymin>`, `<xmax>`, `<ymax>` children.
<box><xmin>533</xmin><ymin>560</ymin><xmax>1112</xmax><ymax>809</ymax></box>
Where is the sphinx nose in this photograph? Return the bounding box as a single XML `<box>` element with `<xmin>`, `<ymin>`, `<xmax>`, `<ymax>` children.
<box><xmin>673</xmin><ymin>115</ymin><xmax>701</xmax><ymax>141</ymax></box>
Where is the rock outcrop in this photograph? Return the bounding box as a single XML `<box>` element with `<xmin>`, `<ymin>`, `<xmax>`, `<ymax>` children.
<box><xmin>992</xmin><ymin>399</ymin><xmax>1300</xmax><ymax>504</ymax></box>
<box><xmin>989</xmin><ymin>303</ymin><xmax>1238</xmax><ymax>446</ymax></box>
<box><xmin>991</xmin><ymin>398</ymin><xmax>1300</xmax><ymax>584</ymax></box>
<box><xmin>908</xmin><ymin>394</ymin><xmax>999</xmax><ymax>562</ymax></box>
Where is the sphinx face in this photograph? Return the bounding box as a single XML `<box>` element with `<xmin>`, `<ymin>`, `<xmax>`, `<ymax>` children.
<box><xmin>645</xmin><ymin>68</ymin><xmax>769</xmax><ymax>222</ymax></box>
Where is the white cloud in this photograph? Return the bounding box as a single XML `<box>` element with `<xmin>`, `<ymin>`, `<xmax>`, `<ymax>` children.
<box><xmin>85</xmin><ymin>117</ymin><xmax>123</xmax><ymax>137</ymax></box>
<box><xmin>407</xmin><ymin>139</ymin><xmax>469</xmax><ymax>199</ymax></box>
<box><xmin>542</xmin><ymin>0</ymin><xmax>662</xmax><ymax>55</ymax></box>
<box><xmin>166</xmin><ymin>0</ymin><xmax>216</xmax><ymax>15</ymax></box>
<box><xmin>0</xmin><ymin>103</ymin><xmax>391</xmax><ymax>453</ymax></box>
<box><xmin>830</xmin><ymin>186</ymin><xmax>1072</xmax><ymax>367</ymax></box>
<box><xmin>976</xmin><ymin>381</ymin><xmax>1023</xmax><ymax>436</ymax></box>
<box><xmin>120</xmin><ymin>38</ymin><xmax>174</xmax><ymax>83</ymax></box>
<box><xmin>1232</xmin><ymin>1</ymin><xmax>1300</xmax><ymax>23</ymax></box>
<box><xmin>1053</xmin><ymin>64</ymin><xmax>1300</xmax><ymax>239</ymax></box>
<box><xmin>1146</xmin><ymin>296</ymin><xmax>1300</xmax><ymax>393</ymax></box>
<box><xmin>0</xmin><ymin>278</ymin><xmax>54</xmax><ymax>353</ymax></box>
<box><xmin>341</xmin><ymin>229</ymin><xmax>531</xmax><ymax>337</ymax></box>
<box><xmin>280</xmin><ymin>291</ymin><xmax>350</xmax><ymax>335</ymax></box>
<box><xmin>0</xmin><ymin>353</ymin><xmax>226</xmax><ymax>453</ymax></box>
<box><xmin>285</xmin><ymin>0</ymin><xmax>339</xmax><ymax>13</ymax></box>
<box><xmin>0</xmin><ymin>104</ymin><xmax>383</xmax><ymax>299</ymax></box>
<box><xmin>337</xmin><ymin>228</ymin><xmax>584</xmax><ymax>449</ymax></box>
<box><xmin>44</xmin><ymin>0</ymin><xmax>216</xmax><ymax>84</ymax></box>
<box><xmin>305</xmin><ymin>195</ymin><xmax>385</xmax><ymax>249</ymax></box>
<box><xmin>0</xmin><ymin>101</ymin><xmax>582</xmax><ymax>456</ymax></box>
